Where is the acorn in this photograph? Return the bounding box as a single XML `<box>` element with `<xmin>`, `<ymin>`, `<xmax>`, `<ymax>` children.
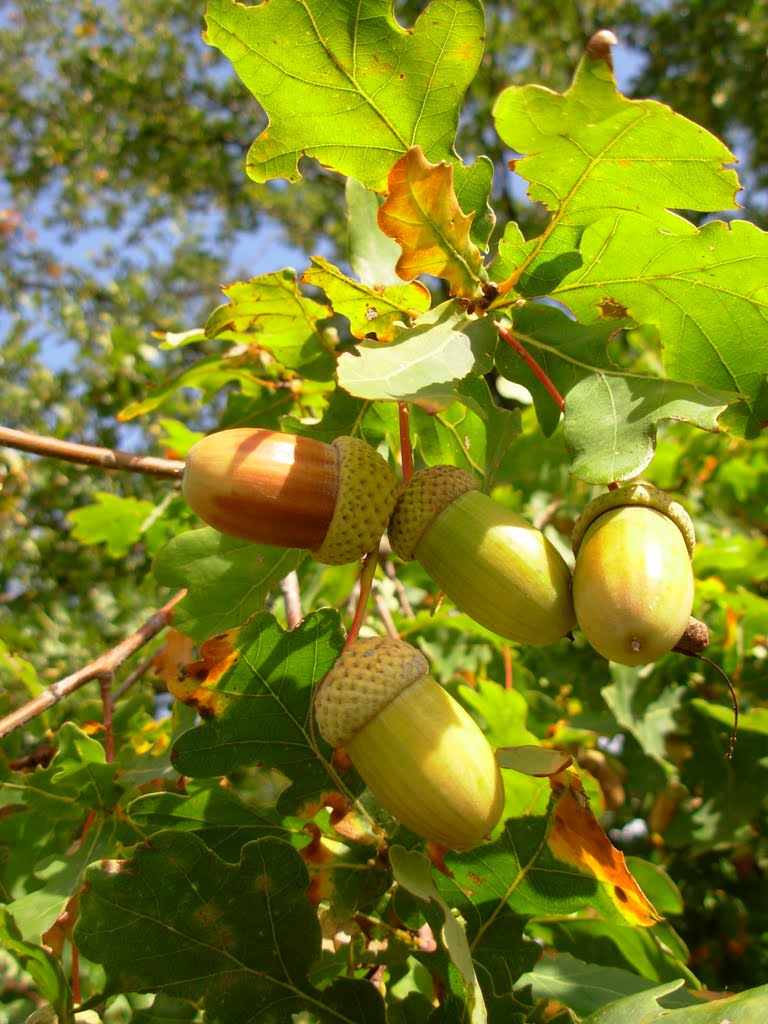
<box><xmin>182</xmin><ymin>428</ymin><xmax>399</xmax><ymax>564</ymax></box>
<box><xmin>571</xmin><ymin>483</ymin><xmax>696</xmax><ymax>665</ymax></box>
<box><xmin>387</xmin><ymin>466</ymin><xmax>576</xmax><ymax>645</ymax></box>
<box><xmin>314</xmin><ymin>636</ymin><xmax>504</xmax><ymax>850</ymax></box>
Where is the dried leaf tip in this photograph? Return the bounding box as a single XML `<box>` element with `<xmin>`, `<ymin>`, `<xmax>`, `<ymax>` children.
<box><xmin>586</xmin><ymin>29</ymin><xmax>619</xmax><ymax>67</ymax></box>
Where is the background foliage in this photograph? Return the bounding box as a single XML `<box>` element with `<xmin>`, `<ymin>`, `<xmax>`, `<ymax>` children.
<box><xmin>1</xmin><ymin>1</ymin><xmax>767</xmax><ymax>1022</ymax></box>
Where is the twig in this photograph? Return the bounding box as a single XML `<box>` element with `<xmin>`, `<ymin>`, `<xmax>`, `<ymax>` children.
<box><xmin>280</xmin><ymin>570</ymin><xmax>303</xmax><ymax>629</ymax></box>
<box><xmin>384</xmin><ymin>558</ymin><xmax>415</xmax><ymax>619</ymax></box>
<box><xmin>0</xmin><ymin>425</ymin><xmax>185</xmax><ymax>481</ymax></box>
<box><xmin>372</xmin><ymin>587</ymin><xmax>400</xmax><ymax>640</ymax></box>
<box><xmin>497</xmin><ymin>324</ymin><xmax>565</xmax><ymax>413</ymax></box>
<box><xmin>0</xmin><ymin>590</ymin><xmax>186</xmax><ymax>739</ymax></box>
<box><xmin>111</xmin><ymin>651</ymin><xmax>157</xmax><ymax>700</ymax></box>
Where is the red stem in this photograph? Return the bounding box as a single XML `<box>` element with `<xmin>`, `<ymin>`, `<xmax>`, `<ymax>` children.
<box><xmin>0</xmin><ymin>425</ymin><xmax>184</xmax><ymax>480</ymax></box>
<box><xmin>497</xmin><ymin>324</ymin><xmax>565</xmax><ymax>414</ymax></box>
<box><xmin>71</xmin><ymin>944</ymin><xmax>81</xmax><ymax>1005</ymax></box>
<box><xmin>344</xmin><ymin>551</ymin><xmax>379</xmax><ymax>650</ymax></box>
<box><xmin>398</xmin><ymin>402</ymin><xmax>414</xmax><ymax>484</ymax></box>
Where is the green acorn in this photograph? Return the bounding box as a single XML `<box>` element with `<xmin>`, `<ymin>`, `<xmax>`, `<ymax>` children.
<box><xmin>314</xmin><ymin>636</ymin><xmax>504</xmax><ymax>850</ymax></box>
<box><xmin>387</xmin><ymin>466</ymin><xmax>576</xmax><ymax>645</ymax></box>
<box><xmin>571</xmin><ymin>483</ymin><xmax>696</xmax><ymax>665</ymax></box>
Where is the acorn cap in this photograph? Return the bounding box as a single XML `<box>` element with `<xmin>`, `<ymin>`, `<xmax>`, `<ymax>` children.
<box><xmin>314</xmin><ymin>636</ymin><xmax>428</xmax><ymax>748</ymax></box>
<box><xmin>571</xmin><ymin>483</ymin><xmax>695</xmax><ymax>560</ymax></box>
<box><xmin>388</xmin><ymin>464</ymin><xmax>479</xmax><ymax>561</ymax></box>
<box><xmin>312</xmin><ymin>436</ymin><xmax>399</xmax><ymax>565</ymax></box>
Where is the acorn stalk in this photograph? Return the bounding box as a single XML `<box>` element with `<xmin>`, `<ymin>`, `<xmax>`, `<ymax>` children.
<box><xmin>388</xmin><ymin>466</ymin><xmax>575</xmax><ymax>645</ymax></box>
<box><xmin>182</xmin><ymin>428</ymin><xmax>398</xmax><ymax>565</ymax></box>
<box><xmin>571</xmin><ymin>483</ymin><xmax>696</xmax><ymax>665</ymax></box>
<box><xmin>314</xmin><ymin>636</ymin><xmax>504</xmax><ymax>850</ymax></box>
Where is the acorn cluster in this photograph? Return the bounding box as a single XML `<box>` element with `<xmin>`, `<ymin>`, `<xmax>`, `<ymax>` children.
<box><xmin>183</xmin><ymin>428</ymin><xmax>701</xmax><ymax>849</ymax></box>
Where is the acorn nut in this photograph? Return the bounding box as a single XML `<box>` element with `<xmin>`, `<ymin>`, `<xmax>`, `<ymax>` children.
<box><xmin>182</xmin><ymin>428</ymin><xmax>398</xmax><ymax>564</ymax></box>
<box><xmin>571</xmin><ymin>483</ymin><xmax>696</xmax><ymax>665</ymax></box>
<box><xmin>314</xmin><ymin>636</ymin><xmax>504</xmax><ymax>850</ymax></box>
<box><xmin>387</xmin><ymin>466</ymin><xmax>576</xmax><ymax>645</ymax></box>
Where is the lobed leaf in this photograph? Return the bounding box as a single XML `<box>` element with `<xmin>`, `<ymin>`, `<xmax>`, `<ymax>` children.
<box><xmin>204</xmin><ymin>269</ymin><xmax>336</xmax><ymax>381</ymax></box>
<box><xmin>152</xmin><ymin>528</ymin><xmax>307</xmax><ymax>642</ymax></box>
<box><xmin>493</xmin><ymin>38</ymin><xmax>739</xmax><ymax>235</ymax></box>
<box><xmin>303</xmin><ymin>255</ymin><xmax>430</xmax><ymax>342</ymax></box>
<box><xmin>204</xmin><ymin>0</ymin><xmax>493</xmax><ymax>241</ymax></box>
<box><xmin>169</xmin><ymin>610</ymin><xmax>345</xmax><ymax>814</ymax></box>
<box><xmin>552</xmin><ymin>215</ymin><xmax>768</xmax><ymax>432</ymax></box>
<box><xmin>76</xmin><ymin>832</ymin><xmax>387</xmax><ymax>1023</ymax></box>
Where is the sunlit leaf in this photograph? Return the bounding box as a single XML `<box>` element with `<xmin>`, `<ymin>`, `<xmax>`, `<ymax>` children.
<box><xmin>0</xmin><ymin>908</ymin><xmax>70</xmax><ymax>1019</ymax></box>
<box><xmin>493</xmin><ymin>38</ymin><xmax>738</xmax><ymax>234</ymax></box>
<box><xmin>337</xmin><ymin>300</ymin><xmax>497</xmax><ymax>402</ymax></box>
<box><xmin>67</xmin><ymin>492</ymin><xmax>163</xmax><ymax>558</ymax></box>
<box><xmin>204</xmin><ymin>269</ymin><xmax>336</xmax><ymax>381</ymax></box>
<box><xmin>302</xmin><ymin>256</ymin><xmax>430</xmax><ymax>342</ymax></box>
<box><xmin>204</xmin><ymin>0</ymin><xmax>493</xmax><ymax>241</ymax></box>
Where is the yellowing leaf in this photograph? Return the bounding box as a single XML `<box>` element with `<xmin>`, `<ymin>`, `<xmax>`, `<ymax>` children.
<box><xmin>168</xmin><ymin>630</ymin><xmax>240</xmax><ymax>720</ymax></box>
<box><xmin>378</xmin><ymin>146</ymin><xmax>486</xmax><ymax>297</ymax></box>
<box><xmin>302</xmin><ymin>256</ymin><xmax>430</xmax><ymax>342</ymax></box>
<box><xmin>547</xmin><ymin>771</ymin><xmax>660</xmax><ymax>928</ymax></box>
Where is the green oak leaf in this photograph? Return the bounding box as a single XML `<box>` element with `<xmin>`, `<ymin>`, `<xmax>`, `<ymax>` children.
<box><xmin>170</xmin><ymin>610</ymin><xmax>346</xmax><ymax>814</ymax></box>
<box><xmin>204</xmin><ymin>0</ymin><xmax>494</xmax><ymax>244</ymax></box>
<box><xmin>553</xmin><ymin>215</ymin><xmax>768</xmax><ymax>431</ymax></box>
<box><xmin>0</xmin><ymin>908</ymin><xmax>71</xmax><ymax>1020</ymax></box>
<box><xmin>67</xmin><ymin>492</ymin><xmax>167</xmax><ymax>558</ymax></box>
<box><xmin>493</xmin><ymin>40</ymin><xmax>738</xmax><ymax>232</ymax></box>
<box><xmin>601</xmin><ymin>664</ymin><xmax>686</xmax><ymax>765</ymax></box>
<box><xmin>118</xmin><ymin>352</ymin><xmax>270</xmax><ymax>421</ymax></box>
<box><xmin>491</xmin><ymin>222</ymin><xmax>583</xmax><ymax>298</ymax></box>
<box><xmin>204</xmin><ymin>269</ymin><xmax>336</xmax><ymax>381</ymax></box>
<box><xmin>76</xmin><ymin>832</ymin><xmax>386</xmax><ymax>1023</ymax></box>
<box><xmin>152</xmin><ymin>528</ymin><xmax>307</xmax><ymax>642</ymax></box>
<box><xmin>582</xmin><ymin>980</ymin><xmax>768</xmax><ymax>1023</ymax></box>
<box><xmin>345</xmin><ymin>177</ymin><xmax>403</xmax><ymax>285</ymax></box>
<box><xmin>282</xmin><ymin>389</ymin><xmax>401</xmax><ymax>449</ymax></box>
<box><xmin>515</xmin><ymin>952</ymin><xmax>700</xmax><ymax>1018</ymax></box>
<box><xmin>563</xmin><ymin>372</ymin><xmax>731</xmax><ymax>483</ymax></box>
<box><xmin>337</xmin><ymin>301</ymin><xmax>497</xmax><ymax>402</ymax></box>
<box><xmin>302</xmin><ymin>256</ymin><xmax>430</xmax><ymax>342</ymax></box>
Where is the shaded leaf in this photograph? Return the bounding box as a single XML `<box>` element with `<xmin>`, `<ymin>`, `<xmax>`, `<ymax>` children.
<box><xmin>390</xmin><ymin>846</ymin><xmax>487</xmax><ymax>1024</ymax></box>
<box><xmin>204</xmin><ymin>0</ymin><xmax>493</xmax><ymax>241</ymax></box>
<box><xmin>563</xmin><ymin>372</ymin><xmax>730</xmax><ymax>483</ymax></box>
<box><xmin>204</xmin><ymin>269</ymin><xmax>336</xmax><ymax>380</ymax></box>
<box><xmin>378</xmin><ymin>147</ymin><xmax>486</xmax><ymax>296</ymax></box>
<box><xmin>152</xmin><ymin>528</ymin><xmax>306</xmax><ymax>642</ymax></box>
<box><xmin>170</xmin><ymin>610</ymin><xmax>345</xmax><ymax>814</ymax></box>
<box><xmin>303</xmin><ymin>256</ymin><xmax>430</xmax><ymax>342</ymax></box>
<box><xmin>515</xmin><ymin>952</ymin><xmax>700</xmax><ymax>1018</ymax></box>
<box><xmin>0</xmin><ymin>908</ymin><xmax>71</xmax><ymax>1021</ymax></box>
<box><xmin>493</xmin><ymin>41</ymin><xmax>738</xmax><ymax>234</ymax></box>
<box><xmin>76</xmin><ymin>832</ymin><xmax>386</xmax><ymax>1023</ymax></box>
<box><xmin>582</xmin><ymin>980</ymin><xmax>768</xmax><ymax>1023</ymax></box>
<box><xmin>337</xmin><ymin>301</ymin><xmax>497</xmax><ymax>402</ymax></box>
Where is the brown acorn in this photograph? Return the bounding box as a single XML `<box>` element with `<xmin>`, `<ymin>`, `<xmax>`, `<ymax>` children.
<box><xmin>182</xmin><ymin>428</ymin><xmax>398</xmax><ymax>564</ymax></box>
<box><xmin>314</xmin><ymin>636</ymin><xmax>504</xmax><ymax>850</ymax></box>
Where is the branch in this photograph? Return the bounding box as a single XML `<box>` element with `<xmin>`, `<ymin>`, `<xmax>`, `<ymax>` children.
<box><xmin>0</xmin><ymin>590</ymin><xmax>186</xmax><ymax>739</ymax></box>
<box><xmin>0</xmin><ymin>425</ymin><xmax>185</xmax><ymax>481</ymax></box>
